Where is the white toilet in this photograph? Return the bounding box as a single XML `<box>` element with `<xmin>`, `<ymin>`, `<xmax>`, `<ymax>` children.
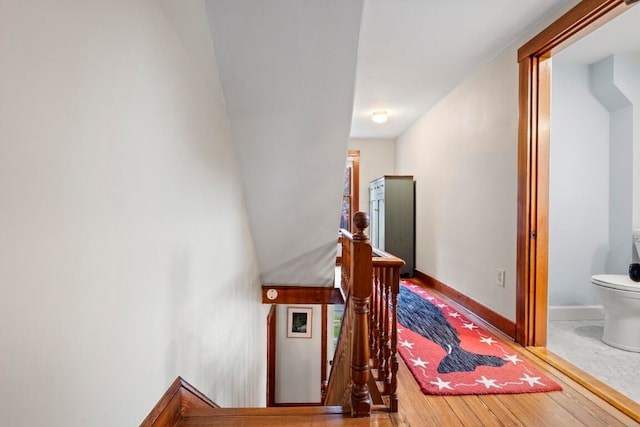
<box><xmin>591</xmin><ymin>230</ymin><xmax>640</xmax><ymax>352</ymax></box>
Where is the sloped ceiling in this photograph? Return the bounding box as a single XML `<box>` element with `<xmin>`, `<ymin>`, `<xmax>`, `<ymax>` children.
<box><xmin>205</xmin><ymin>0</ymin><xmax>364</xmax><ymax>286</ymax></box>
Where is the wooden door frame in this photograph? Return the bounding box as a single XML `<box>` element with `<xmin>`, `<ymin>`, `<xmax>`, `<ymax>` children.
<box><xmin>516</xmin><ymin>0</ymin><xmax>634</xmax><ymax>346</ymax></box>
<box><xmin>267</xmin><ymin>304</ymin><xmax>276</xmax><ymax>406</ymax></box>
<box><xmin>347</xmin><ymin>150</ymin><xmax>360</xmax><ymax>230</ymax></box>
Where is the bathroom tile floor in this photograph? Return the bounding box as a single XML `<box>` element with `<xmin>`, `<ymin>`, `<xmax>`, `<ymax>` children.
<box><xmin>547</xmin><ymin>319</ymin><xmax>640</xmax><ymax>403</ymax></box>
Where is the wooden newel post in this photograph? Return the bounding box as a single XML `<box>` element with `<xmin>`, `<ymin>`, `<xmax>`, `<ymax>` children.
<box><xmin>350</xmin><ymin>212</ymin><xmax>372</xmax><ymax>417</ymax></box>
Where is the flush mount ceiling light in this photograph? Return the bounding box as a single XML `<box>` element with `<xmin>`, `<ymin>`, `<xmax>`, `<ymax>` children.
<box><xmin>371</xmin><ymin>110</ymin><xmax>388</xmax><ymax>124</ymax></box>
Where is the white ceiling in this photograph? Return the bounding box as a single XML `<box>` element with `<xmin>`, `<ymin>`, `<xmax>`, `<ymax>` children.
<box><xmin>351</xmin><ymin>0</ymin><xmax>572</xmax><ymax>139</ymax></box>
<box><xmin>203</xmin><ymin>0</ymin><xmax>638</xmax><ymax>286</ymax></box>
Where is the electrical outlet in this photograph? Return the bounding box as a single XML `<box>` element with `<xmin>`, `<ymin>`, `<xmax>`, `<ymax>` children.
<box><xmin>497</xmin><ymin>269</ymin><xmax>506</xmax><ymax>287</ymax></box>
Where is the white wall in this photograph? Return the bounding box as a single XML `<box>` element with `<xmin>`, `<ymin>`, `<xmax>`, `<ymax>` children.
<box><xmin>393</xmin><ymin>2</ymin><xmax>582</xmax><ymax>322</ymax></box>
<box><xmin>608</xmin><ymin>105</ymin><xmax>634</xmax><ymax>271</ymax></box>
<box><xmin>610</xmin><ymin>55</ymin><xmax>640</xmax><ymax>244</ymax></box>
<box><xmin>0</xmin><ymin>1</ymin><xmax>267</xmax><ymax>426</ymax></box>
<box><xmin>590</xmin><ymin>55</ymin><xmax>637</xmax><ymax>274</ymax></box>
<box><xmin>548</xmin><ymin>62</ymin><xmax>610</xmax><ymax>305</ymax></box>
<box><xmin>348</xmin><ymin>138</ymin><xmax>396</xmax><ymax>212</ymax></box>
<box><xmin>395</xmin><ymin>47</ymin><xmax>519</xmax><ymax>320</ymax></box>
<box><xmin>545</xmin><ymin>53</ymin><xmax>640</xmax><ymax>309</ymax></box>
<box><xmin>275</xmin><ymin>305</ymin><xmax>322</xmax><ymax>403</ymax></box>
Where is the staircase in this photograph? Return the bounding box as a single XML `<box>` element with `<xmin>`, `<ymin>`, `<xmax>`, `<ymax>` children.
<box><xmin>140</xmin><ymin>376</ymin><xmax>394</xmax><ymax>426</ymax></box>
<box><xmin>173</xmin><ymin>406</ymin><xmax>393</xmax><ymax>426</ymax></box>
<box><xmin>141</xmin><ymin>213</ymin><xmax>403</xmax><ymax>426</ymax></box>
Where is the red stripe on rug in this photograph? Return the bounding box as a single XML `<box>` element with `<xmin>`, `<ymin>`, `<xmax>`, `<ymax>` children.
<box><xmin>398</xmin><ymin>280</ymin><xmax>562</xmax><ymax>395</ymax></box>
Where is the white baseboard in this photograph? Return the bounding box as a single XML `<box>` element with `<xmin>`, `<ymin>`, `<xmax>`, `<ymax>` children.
<box><xmin>548</xmin><ymin>305</ymin><xmax>604</xmax><ymax>321</ymax></box>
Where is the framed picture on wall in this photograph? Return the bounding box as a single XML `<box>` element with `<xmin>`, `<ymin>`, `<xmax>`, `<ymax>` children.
<box><xmin>287</xmin><ymin>307</ymin><xmax>312</xmax><ymax>338</ymax></box>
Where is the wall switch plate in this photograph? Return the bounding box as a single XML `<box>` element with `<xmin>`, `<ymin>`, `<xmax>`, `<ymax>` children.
<box><xmin>497</xmin><ymin>269</ymin><xmax>506</xmax><ymax>287</ymax></box>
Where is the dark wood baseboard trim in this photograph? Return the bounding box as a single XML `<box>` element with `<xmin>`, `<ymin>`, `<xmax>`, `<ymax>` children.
<box><xmin>140</xmin><ymin>377</ymin><xmax>219</xmax><ymax>427</ymax></box>
<box><xmin>261</xmin><ymin>285</ymin><xmax>344</xmax><ymax>304</ymax></box>
<box><xmin>413</xmin><ymin>270</ymin><xmax>516</xmax><ymax>339</ymax></box>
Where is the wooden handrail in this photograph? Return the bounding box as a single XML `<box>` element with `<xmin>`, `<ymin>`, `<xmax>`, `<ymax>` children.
<box><xmin>349</xmin><ymin>213</ymin><xmax>373</xmax><ymax>417</ymax></box>
<box><xmin>140</xmin><ymin>377</ymin><xmax>219</xmax><ymax>426</ymax></box>
<box><xmin>325</xmin><ymin>212</ymin><xmax>402</xmax><ymax>415</ymax></box>
<box><xmin>371</xmin><ymin>252</ymin><xmax>403</xmax><ymax>412</ymax></box>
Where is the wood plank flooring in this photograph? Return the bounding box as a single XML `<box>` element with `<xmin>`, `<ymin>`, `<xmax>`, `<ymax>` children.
<box><xmin>175</xmin><ymin>341</ymin><xmax>640</xmax><ymax>426</ymax></box>
<box><xmin>387</xmin><ymin>284</ymin><xmax>640</xmax><ymax>427</ymax></box>
<box><xmin>389</xmin><ymin>344</ymin><xmax>639</xmax><ymax>426</ymax></box>
<box><xmin>175</xmin><ymin>283</ymin><xmax>640</xmax><ymax>426</ymax></box>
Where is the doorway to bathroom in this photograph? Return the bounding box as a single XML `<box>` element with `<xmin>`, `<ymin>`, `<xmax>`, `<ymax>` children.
<box><xmin>516</xmin><ymin>0</ymin><xmax>640</xmax><ymax>407</ymax></box>
<box><xmin>546</xmin><ymin>6</ymin><xmax>640</xmax><ymax>404</ymax></box>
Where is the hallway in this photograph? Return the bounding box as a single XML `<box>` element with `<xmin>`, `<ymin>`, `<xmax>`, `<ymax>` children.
<box><xmin>386</xmin><ymin>285</ymin><xmax>640</xmax><ymax>426</ymax></box>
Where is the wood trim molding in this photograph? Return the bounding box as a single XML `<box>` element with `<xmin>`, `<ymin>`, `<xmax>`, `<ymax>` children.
<box><xmin>348</xmin><ymin>150</ymin><xmax>360</xmax><ymax>214</ymax></box>
<box><xmin>261</xmin><ymin>285</ymin><xmax>344</xmax><ymax>305</ymax></box>
<box><xmin>140</xmin><ymin>377</ymin><xmax>219</xmax><ymax>427</ymax></box>
<box><xmin>516</xmin><ymin>0</ymin><xmax>632</xmax><ymax>346</ymax></box>
<box><xmin>267</xmin><ymin>304</ymin><xmax>277</xmax><ymax>407</ymax></box>
<box><xmin>515</xmin><ymin>55</ymin><xmax>552</xmax><ymax>347</ymax></box>
<box><xmin>321</xmin><ymin>304</ymin><xmax>328</xmax><ymax>383</ymax></box>
<box><xmin>353</xmin><ymin>152</ymin><xmax>360</xmax><ymax>215</ymax></box>
<box><xmin>414</xmin><ymin>270</ymin><xmax>516</xmax><ymax>339</ymax></box>
<box><xmin>518</xmin><ymin>0</ymin><xmax>627</xmax><ymax>61</ymax></box>
<box><xmin>516</xmin><ymin>56</ymin><xmax>535</xmax><ymax>345</ymax></box>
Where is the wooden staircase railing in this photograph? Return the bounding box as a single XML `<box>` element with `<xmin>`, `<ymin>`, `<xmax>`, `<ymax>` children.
<box><xmin>324</xmin><ymin>212</ymin><xmax>372</xmax><ymax>416</ymax></box>
<box><xmin>141</xmin><ymin>378</ymin><xmax>353</xmax><ymax>426</ymax></box>
<box><xmin>324</xmin><ymin>212</ymin><xmax>403</xmax><ymax>415</ymax></box>
<box><xmin>143</xmin><ymin>211</ymin><xmax>403</xmax><ymax>424</ymax></box>
<box><xmin>140</xmin><ymin>377</ymin><xmax>219</xmax><ymax>427</ymax></box>
<box><xmin>371</xmin><ymin>247</ymin><xmax>404</xmax><ymax>412</ymax></box>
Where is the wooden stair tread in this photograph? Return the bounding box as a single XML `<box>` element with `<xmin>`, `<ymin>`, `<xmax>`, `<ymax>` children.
<box><xmin>176</xmin><ymin>406</ymin><xmax>394</xmax><ymax>426</ymax></box>
<box><xmin>184</xmin><ymin>406</ymin><xmax>345</xmax><ymax>417</ymax></box>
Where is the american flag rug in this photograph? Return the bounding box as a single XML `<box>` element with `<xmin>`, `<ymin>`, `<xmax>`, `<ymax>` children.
<box><xmin>396</xmin><ymin>280</ymin><xmax>562</xmax><ymax>395</ymax></box>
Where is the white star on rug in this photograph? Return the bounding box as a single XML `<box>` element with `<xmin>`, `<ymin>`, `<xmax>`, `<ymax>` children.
<box><xmin>437</xmin><ymin>303</ymin><xmax>447</xmax><ymax>308</ymax></box>
<box><xmin>397</xmin><ymin>328</ymin><xmax>404</xmax><ymax>333</ymax></box>
<box><xmin>426</xmin><ymin>296</ymin><xmax>435</xmax><ymax>300</ymax></box>
<box><xmin>400</xmin><ymin>340</ymin><xmax>414</xmax><ymax>349</ymax></box>
<box><xmin>462</xmin><ymin>322</ymin><xmax>478</xmax><ymax>330</ymax></box>
<box><xmin>504</xmin><ymin>354</ymin><xmax>523</xmax><ymax>365</ymax></box>
<box><xmin>448</xmin><ymin>312</ymin><xmax>461</xmax><ymax>318</ymax></box>
<box><xmin>430</xmin><ymin>377</ymin><xmax>454</xmax><ymax>390</ymax></box>
<box><xmin>479</xmin><ymin>336</ymin><xmax>497</xmax><ymax>346</ymax></box>
<box><xmin>418</xmin><ymin>290</ymin><xmax>426</xmax><ymax>294</ymax></box>
<box><xmin>476</xmin><ymin>376</ymin><xmax>501</xmax><ymax>389</ymax></box>
<box><xmin>410</xmin><ymin>357</ymin><xmax>429</xmax><ymax>368</ymax></box>
<box><xmin>520</xmin><ymin>373</ymin><xmax>544</xmax><ymax>387</ymax></box>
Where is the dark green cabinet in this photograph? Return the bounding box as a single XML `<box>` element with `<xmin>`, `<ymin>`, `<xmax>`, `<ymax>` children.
<box><xmin>369</xmin><ymin>175</ymin><xmax>415</xmax><ymax>277</ymax></box>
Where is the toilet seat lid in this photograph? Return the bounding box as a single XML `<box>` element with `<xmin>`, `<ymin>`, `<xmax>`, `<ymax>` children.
<box><xmin>592</xmin><ymin>274</ymin><xmax>640</xmax><ymax>292</ymax></box>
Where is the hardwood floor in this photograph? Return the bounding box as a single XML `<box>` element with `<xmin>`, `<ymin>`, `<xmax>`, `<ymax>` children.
<box><xmin>386</xmin><ymin>284</ymin><xmax>640</xmax><ymax>426</ymax></box>
<box><xmin>389</xmin><ymin>353</ymin><xmax>639</xmax><ymax>426</ymax></box>
<box><xmin>175</xmin><ymin>356</ymin><xmax>640</xmax><ymax>427</ymax></box>
<box><xmin>174</xmin><ymin>283</ymin><xmax>640</xmax><ymax>426</ymax></box>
